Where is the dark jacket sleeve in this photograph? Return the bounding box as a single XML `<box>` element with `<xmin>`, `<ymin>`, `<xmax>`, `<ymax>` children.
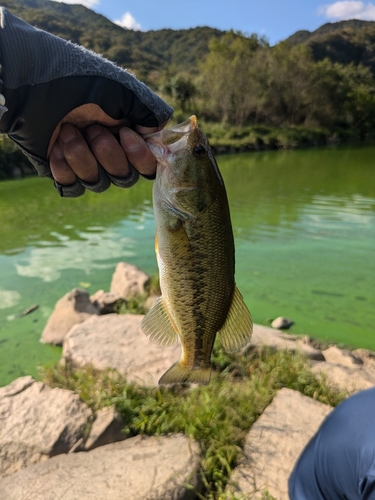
<box><xmin>0</xmin><ymin>8</ymin><xmax>173</xmax><ymax>186</ymax></box>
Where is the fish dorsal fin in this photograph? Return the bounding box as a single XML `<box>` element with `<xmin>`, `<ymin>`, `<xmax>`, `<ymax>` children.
<box><xmin>141</xmin><ymin>297</ymin><xmax>179</xmax><ymax>347</ymax></box>
<box><xmin>219</xmin><ymin>285</ymin><xmax>253</xmax><ymax>353</ymax></box>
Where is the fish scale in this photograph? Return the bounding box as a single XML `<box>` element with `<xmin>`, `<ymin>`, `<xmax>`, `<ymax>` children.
<box><xmin>141</xmin><ymin>116</ymin><xmax>253</xmax><ymax>385</ymax></box>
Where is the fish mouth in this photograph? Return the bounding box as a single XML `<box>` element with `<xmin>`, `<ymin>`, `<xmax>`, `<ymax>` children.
<box><xmin>145</xmin><ymin>115</ymin><xmax>198</xmax><ymax>157</ymax></box>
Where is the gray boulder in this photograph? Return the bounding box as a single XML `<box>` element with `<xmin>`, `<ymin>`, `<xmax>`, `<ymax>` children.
<box><xmin>110</xmin><ymin>262</ymin><xmax>150</xmax><ymax>299</ymax></box>
<box><xmin>90</xmin><ymin>289</ymin><xmax>125</xmax><ymax>314</ymax></box>
<box><xmin>227</xmin><ymin>388</ymin><xmax>331</xmax><ymax>500</ymax></box>
<box><xmin>0</xmin><ymin>376</ymin><xmax>91</xmax><ymax>478</ymax></box>
<box><xmin>0</xmin><ymin>434</ymin><xmax>201</xmax><ymax>500</ymax></box>
<box><xmin>249</xmin><ymin>324</ymin><xmax>324</xmax><ymax>360</ymax></box>
<box><xmin>312</xmin><ymin>361</ymin><xmax>375</xmax><ymax>395</ymax></box>
<box><xmin>84</xmin><ymin>405</ymin><xmax>126</xmax><ymax>451</ymax></box>
<box><xmin>353</xmin><ymin>348</ymin><xmax>375</xmax><ymax>369</ymax></box>
<box><xmin>322</xmin><ymin>345</ymin><xmax>363</xmax><ymax>366</ymax></box>
<box><xmin>144</xmin><ymin>294</ymin><xmax>160</xmax><ymax>311</ymax></box>
<box><xmin>271</xmin><ymin>317</ymin><xmax>294</xmax><ymax>329</ymax></box>
<box><xmin>63</xmin><ymin>313</ymin><xmax>181</xmax><ymax>386</ymax></box>
<box><xmin>41</xmin><ymin>288</ymin><xmax>100</xmax><ymax>345</ymax></box>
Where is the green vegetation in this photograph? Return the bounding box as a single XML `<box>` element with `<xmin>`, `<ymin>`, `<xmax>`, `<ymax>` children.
<box><xmin>40</xmin><ymin>344</ymin><xmax>344</xmax><ymax>499</ymax></box>
<box><xmin>189</xmin><ymin>32</ymin><xmax>375</xmax><ymax>133</ymax></box>
<box><xmin>198</xmin><ymin>122</ymin><xmax>331</xmax><ymax>152</ymax></box>
<box><xmin>0</xmin><ymin>135</ymin><xmax>34</xmax><ymax>180</ymax></box>
<box><xmin>3</xmin><ymin>0</ymin><xmax>375</xmax><ymax>179</ymax></box>
<box><xmin>286</xmin><ymin>19</ymin><xmax>375</xmax><ymax>74</ymax></box>
<box><xmin>0</xmin><ymin>0</ymin><xmax>224</xmax><ymax>76</ymax></box>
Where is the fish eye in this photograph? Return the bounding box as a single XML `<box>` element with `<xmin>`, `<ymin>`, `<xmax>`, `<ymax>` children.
<box><xmin>193</xmin><ymin>145</ymin><xmax>206</xmax><ymax>158</ymax></box>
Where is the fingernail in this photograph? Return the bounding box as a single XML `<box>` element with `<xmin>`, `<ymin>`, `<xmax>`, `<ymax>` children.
<box><xmin>86</xmin><ymin>124</ymin><xmax>103</xmax><ymax>141</ymax></box>
<box><xmin>59</xmin><ymin>124</ymin><xmax>78</xmax><ymax>144</ymax></box>
<box><xmin>120</xmin><ymin>129</ymin><xmax>140</xmax><ymax>152</ymax></box>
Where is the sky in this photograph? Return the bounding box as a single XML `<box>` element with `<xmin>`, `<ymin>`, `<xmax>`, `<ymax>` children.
<box><xmin>51</xmin><ymin>1</ymin><xmax>375</xmax><ymax>45</ymax></box>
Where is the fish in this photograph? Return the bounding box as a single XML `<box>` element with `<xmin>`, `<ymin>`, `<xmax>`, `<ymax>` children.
<box><xmin>141</xmin><ymin>116</ymin><xmax>252</xmax><ymax>385</ymax></box>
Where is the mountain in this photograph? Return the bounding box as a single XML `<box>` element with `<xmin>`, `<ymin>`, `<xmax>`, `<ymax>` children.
<box><xmin>286</xmin><ymin>20</ymin><xmax>375</xmax><ymax>46</ymax></box>
<box><xmin>285</xmin><ymin>20</ymin><xmax>375</xmax><ymax>73</ymax></box>
<box><xmin>3</xmin><ymin>0</ymin><xmax>375</xmax><ymax>77</ymax></box>
<box><xmin>0</xmin><ymin>0</ymin><xmax>224</xmax><ymax>77</ymax></box>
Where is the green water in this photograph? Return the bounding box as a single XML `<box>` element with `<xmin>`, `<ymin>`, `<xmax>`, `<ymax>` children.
<box><xmin>0</xmin><ymin>145</ymin><xmax>374</xmax><ymax>386</ymax></box>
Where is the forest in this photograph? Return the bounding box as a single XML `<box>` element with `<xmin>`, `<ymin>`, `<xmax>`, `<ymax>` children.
<box><xmin>2</xmin><ymin>0</ymin><xmax>375</xmax><ymax>178</ymax></box>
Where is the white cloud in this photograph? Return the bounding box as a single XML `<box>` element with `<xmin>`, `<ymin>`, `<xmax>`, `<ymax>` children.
<box><xmin>318</xmin><ymin>1</ymin><xmax>375</xmax><ymax>20</ymax></box>
<box><xmin>51</xmin><ymin>0</ymin><xmax>100</xmax><ymax>7</ymax></box>
<box><xmin>114</xmin><ymin>12</ymin><xmax>142</xmax><ymax>30</ymax></box>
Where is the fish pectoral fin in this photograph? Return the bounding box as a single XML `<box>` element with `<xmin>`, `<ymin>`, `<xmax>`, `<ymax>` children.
<box><xmin>219</xmin><ymin>284</ymin><xmax>253</xmax><ymax>353</ymax></box>
<box><xmin>141</xmin><ymin>296</ymin><xmax>179</xmax><ymax>347</ymax></box>
<box><xmin>159</xmin><ymin>362</ymin><xmax>211</xmax><ymax>385</ymax></box>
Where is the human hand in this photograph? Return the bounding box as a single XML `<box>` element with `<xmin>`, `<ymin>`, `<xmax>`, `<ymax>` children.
<box><xmin>0</xmin><ymin>8</ymin><xmax>173</xmax><ymax>197</ymax></box>
<box><xmin>48</xmin><ymin>104</ymin><xmax>167</xmax><ymax>191</ymax></box>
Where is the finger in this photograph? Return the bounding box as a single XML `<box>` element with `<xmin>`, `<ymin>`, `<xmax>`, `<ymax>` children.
<box><xmin>135</xmin><ymin>120</ymin><xmax>169</xmax><ymax>135</ymax></box>
<box><xmin>59</xmin><ymin>124</ymin><xmax>99</xmax><ymax>183</ymax></box>
<box><xmin>119</xmin><ymin>127</ymin><xmax>157</xmax><ymax>177</ymax></box>
<box><xmin>49</xmin><ymin>141</ymin><xmax>77</xmax><ymax>185</ymax></box>
<box><xmin>86</xmin><ymin>124</ymin><xmax>130</xmax><ymax>178</ymax></box>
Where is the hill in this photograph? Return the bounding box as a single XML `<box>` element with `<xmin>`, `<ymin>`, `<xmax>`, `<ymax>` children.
<box><xmin>0</xmin><ymin>0</ymin><xmax>224</xmax><ymax>77</ymax></box>
<box><xmin>4</xmin><ymin>0</ymin><xmax>375</xmax><ymax>76</ymax></box>
<box><xmin>285</xmin><ymin>19</ymin><xmax>375</xmax><ymax>74</ymax></box>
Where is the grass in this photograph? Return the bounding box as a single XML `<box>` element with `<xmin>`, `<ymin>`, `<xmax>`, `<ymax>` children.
<box><xmin>40</xmin><ymin>343</ymin><xmax>344</xmax><ymax>500</ymax></box>
<box><xmin>181</xmin><ymin>120</ymin><xmax>333</xmax><ymax>153</ymax></box>
<box><xmin>167</xmin><ymin>118</ymin><xmax>370</xmax><ymax>154</ymax></box>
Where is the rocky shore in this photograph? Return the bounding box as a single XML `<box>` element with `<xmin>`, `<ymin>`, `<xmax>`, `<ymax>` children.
<box><xmin>1</xmin><ymin>262</ymin><xmax>374</xmax><ymax>499</ymax></box>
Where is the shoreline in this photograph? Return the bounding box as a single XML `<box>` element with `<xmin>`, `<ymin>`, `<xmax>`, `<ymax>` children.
<box><xmin>1</xmin><ymin>128</ymin><xmax>375</xmax><ymax>181</ymax></box>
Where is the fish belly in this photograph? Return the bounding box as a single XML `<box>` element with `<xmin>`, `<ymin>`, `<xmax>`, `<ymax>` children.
<box><xmin>157</xmin><ymin>194</ymin><xmax>234</xmax><ymax>374</ymax></box>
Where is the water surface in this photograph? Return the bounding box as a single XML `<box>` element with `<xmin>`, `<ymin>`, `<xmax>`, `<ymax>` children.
<box><xmin>0</xmin><ymin>145</ymin><xmax>374</xmax><ymax>386</ymax></box>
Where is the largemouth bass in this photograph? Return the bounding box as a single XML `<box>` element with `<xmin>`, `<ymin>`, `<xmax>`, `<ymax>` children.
<box><xmin>141</xmin><ymin>116</ymin><xmax>252</xmax><ymax>385</ymax></box>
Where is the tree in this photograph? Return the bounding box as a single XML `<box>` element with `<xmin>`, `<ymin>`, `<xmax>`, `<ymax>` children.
<box><xmin>200</xmin><ymin>31</ymin><xmax>267</xmax><ymax>126</ymax></box>
<box><xmin>252</xmin><ymin>43</ymin><xmax>317</xmax><ymax>126</ymax></box>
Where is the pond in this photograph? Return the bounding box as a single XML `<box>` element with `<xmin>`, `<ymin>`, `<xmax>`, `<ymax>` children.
<box><xmin>0</xmin><ymin>144</ymin><xmax>374</xmax><ymax>386</ymax></box>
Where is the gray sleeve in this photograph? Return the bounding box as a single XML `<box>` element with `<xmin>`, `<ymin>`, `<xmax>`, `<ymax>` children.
<box><xmin>0</xmin><ymin>8</ymin><xmax>173</xmax><ymax>195</ymax></box>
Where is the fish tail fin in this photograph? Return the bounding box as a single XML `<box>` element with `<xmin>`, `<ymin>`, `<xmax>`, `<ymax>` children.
<box><xmin>158</xmin><ymin>362</ymin><xmax>211</xmax><ymax>386</ymax></box>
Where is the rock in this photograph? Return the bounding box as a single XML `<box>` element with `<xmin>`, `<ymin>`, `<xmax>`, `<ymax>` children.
<box><xmin>0</xmin><ymin>375</ymin><xmax>34</xmax><ymax>397</ymax></box>
<box><xmin>352</xmin><ymin>348</ymin><xmax>375</xmax><ymax>369</ymax></box>
<box><xmin>90</xmin><ymin>289</ymin><xmax>125</xmax><ymax>314</ymax></box>
<box><xmin>322</xmin><ymin>345</ymin><xmax>362</xmax><ymax>367</ymax></box>
<box><xmin>110</xmin><ymin>262</ymin><xmax>150</xmax><ymax>299</ymax></box>
<box><xmin>312</xmin><ymin>362</ymin><xmax>375</xmax><ymax>395</ymax></box>
<box><xmin>84</xmin><ymin>406</ymin><xmax>126</xmax><ymax>451</ymax></box>
<box><xmin>271</xmin><ymin>317</ymin><xmax>294</xmax><ymax>329</ymax></box>
<box><xmin>41</xmin><ymin>288</ymin><xmax>100</xmax><ymax>345</ymax></box>
<box><xmin>227</xmin><ymin>388</ymin><xmax>332</xmax><ymax>500</ymax></box>
<box><xmin>0</xmin><ymin>435</ymin><xmax>201</xmax><ymax>500</ymax></box>
<box><xmin>249</xmin><ymin>324</ymin><xmax>324</xmax><ymax>360</ymax></box>
<box><xmin>0</xmin><ymin>377</ymin><xmax>91</xmax><ymax>478</ymax></box>
<box><xmin>63</xmin><ymin>314</ymin><xmax>181</xmax><ymax>386</ymax></box>
<box><xmin>144</xmin><ymin>294</ymin><xmax>160</xmax><ymax>311</ymax></box>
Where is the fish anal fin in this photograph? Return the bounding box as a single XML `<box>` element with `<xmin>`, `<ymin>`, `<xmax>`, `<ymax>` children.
<box><xmin>219</xmin><ymin>285</ymin><xmax>253</xmax><ymax>353</ymax></box>
<box><xmin>159</xmin><ymin>362</ymin><xmax>211</xmax><ymax>385</ymax></box>
<box><xmin>141</xmin><ymin>297</ymin><xmax>179</xmax><ymax>347</ymax></box>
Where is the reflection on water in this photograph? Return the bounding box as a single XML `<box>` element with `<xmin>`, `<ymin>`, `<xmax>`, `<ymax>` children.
<box><xmin>16</xmin><ymin>228</ymin><xmax>136</xmax><ymax>282</ymax></box>
<box><xmin>0</xmin><ymin>144</ymin><xmax>374</xmax><ymax>386</ymax></box>
<box><xmin>224</xmin><ymin>146</ymin><xmax>374</xmax><ymax>353</ymax></box>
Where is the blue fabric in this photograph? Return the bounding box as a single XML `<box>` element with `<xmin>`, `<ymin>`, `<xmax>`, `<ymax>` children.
<box><xmin>289</xmin><ymin>387</ymin><xmax>375</xmax><ymax>499</ymax></box>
